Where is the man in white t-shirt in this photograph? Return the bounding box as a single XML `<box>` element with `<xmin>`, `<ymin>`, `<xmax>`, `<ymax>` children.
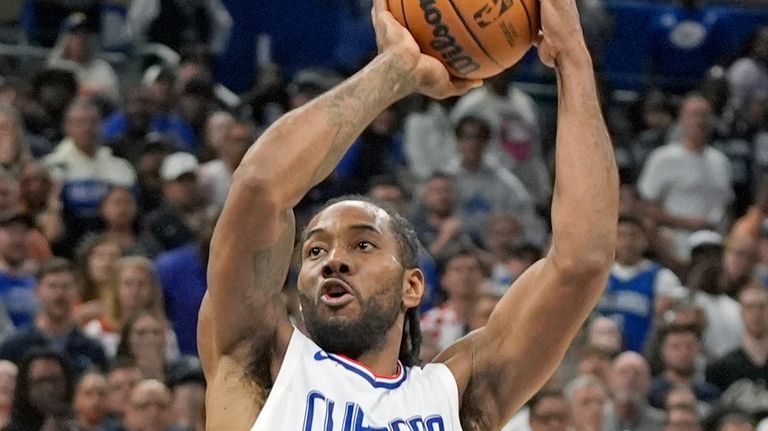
<box><xmin>638</xmin><ymin>93</ymin><xmax>733</xmax><ymax>260</ymax></box>
<box><xmin>43</xmin><ymin>98</ymin><xmax>136</xmax><ymax>245</ymax></box>
<box><xmin>687</xmin><ymin>230</ymin><xmax>744</xmax><ymax>359</ymax></box>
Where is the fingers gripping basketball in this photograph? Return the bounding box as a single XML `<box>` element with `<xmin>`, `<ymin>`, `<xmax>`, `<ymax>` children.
<box><xmin>388</xmin><ymin>0</ymin><xmax>540</xmax><ymax>79</ymax></box>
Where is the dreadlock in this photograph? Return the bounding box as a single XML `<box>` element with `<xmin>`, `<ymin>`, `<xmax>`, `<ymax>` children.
<box><xmin>311</xmin><ymin>194</ymin><xmax>423</xmax><ymax>367</ymax></box>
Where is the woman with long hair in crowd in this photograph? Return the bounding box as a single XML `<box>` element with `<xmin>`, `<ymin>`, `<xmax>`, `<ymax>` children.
<box><xmin>74</xmin><ymin>235</ymin><xmax>123</xmax><ymax>336</ymax></box>
<box><xmin>115</xmin><ymin>311</ymin><xmax>173</xmax><ymax>382</ymax></box>
<box><xmin>84</xmin><ymin>256</ymin><xmax>178</xmax><ymax>358</ymax></box>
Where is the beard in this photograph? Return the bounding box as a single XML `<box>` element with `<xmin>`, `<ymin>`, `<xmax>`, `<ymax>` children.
<box><xmin>300</xmin><ymin>277</ymin><xmax>404</xmax><ymax>360</ymax></box>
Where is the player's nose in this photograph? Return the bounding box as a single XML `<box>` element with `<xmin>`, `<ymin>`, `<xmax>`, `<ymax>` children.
<box><xmin>321</xmin><ymin>247</ymin><xmax>353</xmax><ymax>276</ymax></box>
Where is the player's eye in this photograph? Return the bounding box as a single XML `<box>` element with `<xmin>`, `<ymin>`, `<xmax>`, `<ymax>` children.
<box><xmin>357</xmin><ymin>241</ymin><xmax>374</xmax><ymax>251</ymax></box>
<box><xmin>308</xmin><ymin>246</ymin><xmax>325</xmax><ymax>257</ymax></box>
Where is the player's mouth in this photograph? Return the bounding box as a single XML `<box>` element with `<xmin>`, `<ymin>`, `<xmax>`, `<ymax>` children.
<box><xmin>319</xmin><ymin>278</ymin><xmax>355</xmax><ymax>308</ymax></box>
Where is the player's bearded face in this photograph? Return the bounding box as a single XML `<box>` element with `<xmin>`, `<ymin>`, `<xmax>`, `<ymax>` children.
<box><xmin>299</xmin><ymin>273</ymin><xmax>404</xmax><ymax>359</ymax></box>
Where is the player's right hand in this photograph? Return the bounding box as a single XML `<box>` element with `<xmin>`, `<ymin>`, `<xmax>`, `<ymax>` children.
<box><xmin>371</xmin><ymin>0</ymin><xmax>482</xmax><ymax>99</ymax></box>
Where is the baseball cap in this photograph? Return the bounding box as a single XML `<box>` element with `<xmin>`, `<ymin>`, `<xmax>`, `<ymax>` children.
<box><xmin>688</xmin><ymin>230</ymin><xmax>723</xmax><ymax>251</ymax></box>
<box><xmin>160</xmin><ymin>152</ymin><xmax>199</xmax><ymax>182</ymax></box>
<box><xmin>61</xmin><ymin>12</ymin><xmax>90</xmax><ymax>34</ymax></box>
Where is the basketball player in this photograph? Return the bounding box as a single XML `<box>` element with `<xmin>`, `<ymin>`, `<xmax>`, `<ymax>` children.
<box><xmin>198</xmin><ymin>0</ymin><xmax>618</xmax><ymax>428</ymax></box>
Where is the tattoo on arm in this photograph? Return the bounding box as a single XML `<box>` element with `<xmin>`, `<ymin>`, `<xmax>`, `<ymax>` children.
<box><xmin>312</xmin><ymin>58</ymin><xmax>417</xmax><ymax>182</ymax></box>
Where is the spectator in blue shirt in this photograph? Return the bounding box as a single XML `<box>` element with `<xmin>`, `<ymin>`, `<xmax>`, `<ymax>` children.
<box><xmin>154</xmin><ymin>208</ymin><xmax>217</xmax><ymax>355</ymax></box>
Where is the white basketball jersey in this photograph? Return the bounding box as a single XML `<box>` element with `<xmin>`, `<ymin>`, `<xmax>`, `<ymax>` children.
<box><xmin>251</xmin><ymin>328</ymin><xmax>463</xmax><ymax>431</ymax></box>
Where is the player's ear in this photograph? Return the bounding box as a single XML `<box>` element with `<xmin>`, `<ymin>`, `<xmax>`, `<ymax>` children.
<box><xmin>402</xmin><ymin>268</ymin><xmax>424</xmax><ymax>309</ymax></box>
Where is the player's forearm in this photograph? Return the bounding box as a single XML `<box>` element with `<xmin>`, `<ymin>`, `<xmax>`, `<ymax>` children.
<box><xmin>549</xmin><ymin>46</ymin><xmax>618</xmax><ymax>274</ymax></box>
<box><xmin>234</xmin><ymin>51</ymin><xmax>416</xmax><ymax>209</ymax></box>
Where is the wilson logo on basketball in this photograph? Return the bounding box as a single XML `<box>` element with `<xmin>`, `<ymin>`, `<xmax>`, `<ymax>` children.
<box><xmin>419</xmin><ymin>0</ymin><xmax>481</xmax><ymax>76</ymax></box>
<box><xmin>473</xmin><ymin>0</ymin><xmax>513</xmax><ymax>28</ymax></box>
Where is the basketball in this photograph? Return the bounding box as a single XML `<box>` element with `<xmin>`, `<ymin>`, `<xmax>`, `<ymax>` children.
<box><xmin>388</xmin><ymin>0</ymin><xmax>540</xmax><ymax>79</ymax></box>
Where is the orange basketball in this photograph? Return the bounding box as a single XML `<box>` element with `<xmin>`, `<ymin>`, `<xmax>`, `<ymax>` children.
<box><xmin>388</xmin><ymin>0</ymin><xmax>540</xmax><ymax>80</ymax></box>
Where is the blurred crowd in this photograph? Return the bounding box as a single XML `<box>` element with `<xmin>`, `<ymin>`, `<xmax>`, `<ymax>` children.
<box><xmin>0</xmin><ymin>0</ymin><xmax>767</xmax><ymax>430</ymax></box>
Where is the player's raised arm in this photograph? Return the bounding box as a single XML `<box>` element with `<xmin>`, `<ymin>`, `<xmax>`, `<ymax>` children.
<box><xmin>435</xmin><ymin>0</ymin><xmax>619</xmax><ymax>428</ymax></box>
<box><xmin>198</xmin><ymin>0</ymin><xmax>480</xmax><ymax>426</ymax></box>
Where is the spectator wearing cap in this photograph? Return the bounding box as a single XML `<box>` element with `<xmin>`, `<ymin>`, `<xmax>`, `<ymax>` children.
<box><xmin>47</xmin><ymin>12</ymin><xmax>120</xmax><ymax>105</ymax></box>
<box><xmin>43</xmin><ymin>98</ymin><xmax>136</xmax><ymax>254</ymax></box>
<box><xmin>596</xmin><ymin>215</ymin><xmax>685</xmax><ymax>353</ymax></box>
<box><xmin>637</xmin><ymin>93</ymin><xmax>733</xmax><ymax>261</ymax></box>
<box><xmin>707</xmin><ymin>285</ymin><xmax>768</xmax><ymax>394</ymax></box>
<box><xmin>0</xmin><ymin>212</ymin><xmax>40</xmax><ymax>329</ymax></box>
<box><xmin>688</xmin><ymin>231</ymin><xmax>745</xmax><ymax>358</ymax></box>
<box><xmin>140</xmin><ymin>152</ymin><xmax>204</xmax><ymax>256</ymax></box>
<box><xmin>0</xmin><ymin>258</ymin><xmax>107</xmax><ymax>375</ymax></box>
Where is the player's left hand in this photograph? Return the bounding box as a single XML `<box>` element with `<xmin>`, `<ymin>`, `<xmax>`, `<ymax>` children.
<box><xmin>371</xmin><ymin>0</ymin><xmax>482</xmax><ymax>99</ymax></box>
